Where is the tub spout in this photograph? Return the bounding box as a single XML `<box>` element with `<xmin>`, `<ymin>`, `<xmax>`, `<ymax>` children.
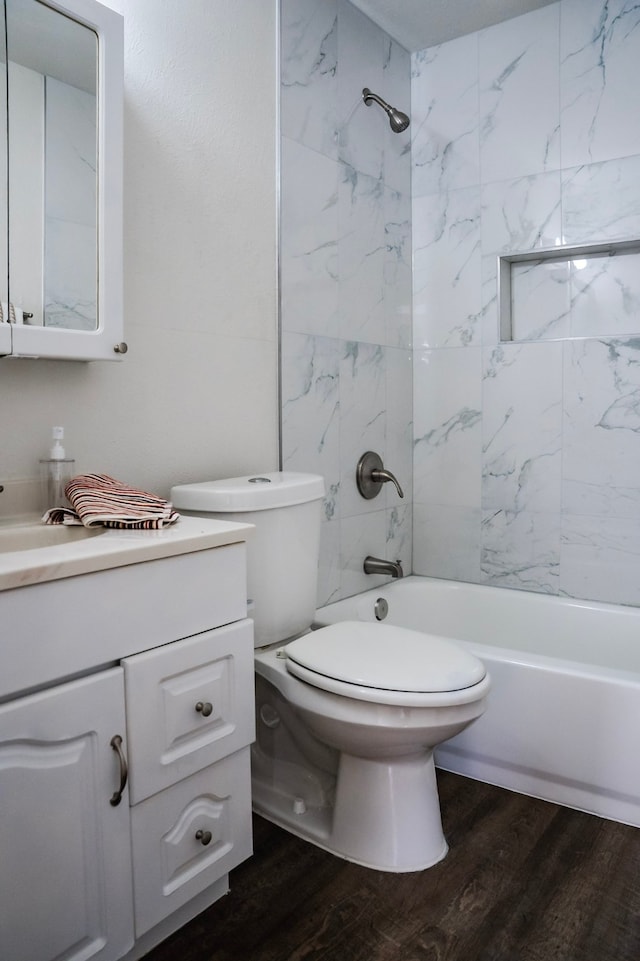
<box><xmin>363</xmin><ymin>556</ymin><xmax>404</xmax><ymax>578</ymax></box>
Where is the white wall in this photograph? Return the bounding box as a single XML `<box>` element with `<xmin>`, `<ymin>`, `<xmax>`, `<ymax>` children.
<box><xmin>0</xmin><ymin>0</ymin><xmax>279</xmax><ymax>502</ymax></box>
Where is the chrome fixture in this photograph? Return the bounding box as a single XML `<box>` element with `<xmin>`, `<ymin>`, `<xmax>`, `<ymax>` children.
<box><xmin>374</xmin><ymin>597</ymin><xmax>389</xmax><ymax>620</ymax></box>
<box><xmin>362</xmin><ymin>87</ymin><xmax>410</xmax><ymax>133</ymax></box>
<box><xmin>364</xmin><ymin>556</ymin><xmax>404</xmax><ymax>579</ymax></box>
<box><xmin>356</xmin><ymin>451</ymin><xmax>404</xmax><ymax>500</ymax></box>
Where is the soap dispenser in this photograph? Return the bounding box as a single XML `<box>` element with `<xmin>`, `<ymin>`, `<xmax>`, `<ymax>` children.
<box><xmin>40</xmin><ymin>426</ymin><xmax>75</xmax><ymax>511</ymax></box>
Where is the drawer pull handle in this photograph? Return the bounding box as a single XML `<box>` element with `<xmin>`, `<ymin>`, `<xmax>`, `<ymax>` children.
<box><xmin>195</xmin><ymin>829</ymin><xmax>212</xmax><ymax>846</ymax></box>
<box><xmin>195</xmin><ymin>701</ymin><xmax>213</xmax><ymax>717</ymax></box>
<box><xmin>109</xmin><ymin>734</ymin><xmax>128</xmax><ymax>807</ymax></box>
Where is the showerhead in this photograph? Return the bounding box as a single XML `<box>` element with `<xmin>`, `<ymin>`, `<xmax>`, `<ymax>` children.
<box><xmin>362</xmin><ymin>87</ymin><xmax>410</xmax><ymax>133</ymax></box>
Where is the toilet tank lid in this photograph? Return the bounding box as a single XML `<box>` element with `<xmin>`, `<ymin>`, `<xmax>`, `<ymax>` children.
<box><xmin>170</xmin><ymin>472</ymin><xmax>325</xmax><ymax>512</ymax></box>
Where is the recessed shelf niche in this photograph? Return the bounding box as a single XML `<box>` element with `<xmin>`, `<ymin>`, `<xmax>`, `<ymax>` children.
<box><xmin>498</xmin><ymin>239</ymin><xmax>640</xmax><ymax>343</ymax></box>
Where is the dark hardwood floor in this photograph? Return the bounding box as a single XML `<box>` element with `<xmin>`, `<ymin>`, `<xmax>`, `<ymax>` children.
<box><xmin>144</xmin><ymin>771</ymin><xmax>640</xmax><ymax>961</ymax></box>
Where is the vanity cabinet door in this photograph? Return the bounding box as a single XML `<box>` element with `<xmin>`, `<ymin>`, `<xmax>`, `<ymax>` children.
<box><xmin>0</xmin><ymin>668</ymin><xmax>134</xmax><ymax>961</ymax></box>
<box><xmin>123</xmin><ymin>619</ymin><xmax>255</xmax><ymax>803</ymax></box>
<box><xmin>130</xmin><ymin>748</ymin><xmax>252</xmax><ymax>937</ymax></box>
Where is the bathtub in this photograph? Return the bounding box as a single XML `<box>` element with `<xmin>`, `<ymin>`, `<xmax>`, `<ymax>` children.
<box><xmin>314</xmin><ymin>576</ymin><xmax>640</xmax><ymax>828</ymax></box>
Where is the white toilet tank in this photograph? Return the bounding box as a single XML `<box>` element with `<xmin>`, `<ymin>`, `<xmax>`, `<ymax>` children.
<box><xmin>171</xmin><ymin>473</ymin><xmax>325</xmax><ymax>647</ymax></box>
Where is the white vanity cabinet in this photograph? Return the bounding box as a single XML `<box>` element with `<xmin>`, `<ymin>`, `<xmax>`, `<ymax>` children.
<box><xmin>0</xmin><ymin>668</ymin><xmax>134</xmax><ymax>961</ymax></box>
<box><xmin>0</xmin><ymin>521</ymin><xmax>255</xmax><ymax>961</ymax></box>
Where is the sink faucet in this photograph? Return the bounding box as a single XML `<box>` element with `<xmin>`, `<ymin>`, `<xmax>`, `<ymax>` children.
<box><xmin>363</xmin><ymin>555</ymin><xmax>404</xmax><ymax>579</ymax></box>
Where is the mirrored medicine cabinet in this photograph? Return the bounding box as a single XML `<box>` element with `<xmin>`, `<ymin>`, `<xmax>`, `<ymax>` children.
<box><xmin>0</xmin><ymin>0</ymin><xmax>124</xmax><ymax>362</ymax></box>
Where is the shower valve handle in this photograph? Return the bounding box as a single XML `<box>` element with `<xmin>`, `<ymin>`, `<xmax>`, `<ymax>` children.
<box><xmin>356</xmin><ymin>452</ymin><xmax>404</xmax><ymax>500</ymax></box>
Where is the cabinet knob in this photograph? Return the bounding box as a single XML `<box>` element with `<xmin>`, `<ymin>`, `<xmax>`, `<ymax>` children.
<box><xmin>195</xmin><ymin>701</ymin><xmax>213</xmax><ymax>717</ymax></box>
<box><xmin>195</xmin><ymin>829</ymin><xmax>212</xmax><ymax>846</ymax></box>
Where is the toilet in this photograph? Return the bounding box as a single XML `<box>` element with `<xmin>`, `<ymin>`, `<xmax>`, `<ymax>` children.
<box><xmin>171</xmin><ymin>472</ymin><xmax>490</xmax><ymax>872</ymax></box>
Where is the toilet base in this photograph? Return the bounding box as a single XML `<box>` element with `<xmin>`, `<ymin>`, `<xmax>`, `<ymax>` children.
<box><xmin>252</xmin><ymin>744</ymin><xmax>448</xmax><ymax>872</ymax></box>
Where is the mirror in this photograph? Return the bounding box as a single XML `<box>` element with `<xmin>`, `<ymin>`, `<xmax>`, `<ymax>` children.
<box><xmin>0</xmin><ymin>0</ymin><xmax>123</xmax><ymax>361</ymax></box>
<box><xmin>8</xmin><ymin>0</ymin><xmax>97</xmax><ymax>331</ymax></box>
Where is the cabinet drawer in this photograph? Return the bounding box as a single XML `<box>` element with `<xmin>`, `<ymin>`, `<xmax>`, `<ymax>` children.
<box><xmin>130</xmin><ymin>748</ymin><xmax>252</xmax><ymax>937</ymax></box>
<box><xmin>124</xmin><ymin>620</ymin><xmax>255</xmax><ymax>803</ymax></box>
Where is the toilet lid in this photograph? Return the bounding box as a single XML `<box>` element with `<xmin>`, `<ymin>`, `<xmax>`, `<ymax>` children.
<box><xmin>285</xmin><ymin>621</ymin><xmax>486</xmax><ymax>693</ymax></box>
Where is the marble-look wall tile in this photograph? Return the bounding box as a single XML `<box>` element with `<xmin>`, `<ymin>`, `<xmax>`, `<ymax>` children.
<box><xmin>510</xmin><ymin>259</ymin><xmax>571</xmax><ymax>341</ymax></box>
<box><xmin>413</xmin><ymin>346</ymin><xmax>482</xmax><ymax>508</ymax></box>
<box><xmin>318</xmin><ymin>516</ymin><xmax>341</xmax><ymax>606</ymax></box>
<box><xmin>481</xmin><ymin>255</ymin><xmax>502</xmax><ymax>347</ymax></box>
<box><xmin>562</xmin><ymin>338</ymin><xmax>640</xmax><ymax>517</ymax></box>
<box><xmin>380</xmin><ymin>38</ymin><xmax>412</xmax><ymax>194</ymax></box>
<box><xmin>337</xmin><ymin>164</ymin><xmax>411</xmax><ymax>348</ymax></box>
<box><xmin>481</xmin><ymin>508</ymin><xmax>561</xmax><ymax>593</ymax></box>
<box><xmin>562</xmin><ymin>156</ymin><xmax>640</xmax><ymax>245</ymax></box>
<box><xmin>281</xmin><ymin>0</ymin><xmax>339</xmax><ymax>160</ymax></box>
<box><xmin>336</xmin><ymin>0</ymin><xmax>385</xmax><ymax>181</ymax></box>
<box><xmin>480</xmin><ymin>172</ymin><xmax>564</xmax><ymax>343</ymax></box>
<box><xmin>340</xmin><ymin>508</ymin><xmax>388</xmax><ymax>596</ymax></box>
<box><xmin>281</xmin><ymin>331</ymin><xmax>341</xmax><ymax>510</ymax></box>
<box><xmin>383</xmin><ymin>185</ymin><xmax>412</xmax><ymax>349</ymax></box>
<box><xmin>338</xmin><ymin>165</ymin><xmax>386</xmax><ymax>344</ymax></box>
<box><xmin>337</xmin><ymin>504</ymin><xmax>411</xmax><ymax>595</ymax></box>
<box><xmin>411</xmin><ymin>0</ymin><xmax>640</xmax><ymax>608</ymax></box>
<box><xmin>481</xmin><ymin>173</ymin><xmax>562</xmax><ymax>255</ymax></box>
<box><xmin>339</xmin><ymin>340</ymin><xmax>386</xmax><ymax>517</ymax></box>
<box><xmin>411</xmin><ymin>33</ymin><xmax>480</xmax><ymax>198</ymax></box>
<box><xmin>281</xmin><ymin>1</ymin><xmax>412</xmax><ymax>604</ymax></box>
<box><xmin>560</xmin><ymin>513</ymin><xmax>640</xmax><ymax>605</ymax></box>
<box><xmin>482</xmin><ymin>342</ymin><xmax>563</xmax><ymax>513</ymax></box>
<box><xmin>569</xmin><ymin>252</ymin><xmax>640</xmax><ymax>339</ymax></box>
<box><xmin>385</xmin><ymin>346</ymin><xmax>413</xmax><ymax>509</ymax></box>
<box><xmin>280</xmin><ymin>137</ymin><xmax>339</xmax><ymax>338</ymax></box>
<box><xmin>413</xmin><ymin>187</ymin><xmax>482</xmax><ymax>348</ymax></box>
<box><xmin>560</xmin><ymin>0</ymin><xmax>640</xmax><ymax>168</ymax></box>
<box><xmin>479</xmin><ymin>4</ymin><xmax>560</xmax><ymax>183</ymax></box>
<box><xmin>386</xmin><ymin>503</ymin><xmax>412</xmax><ymax>574</ymax></box>
<box><xmin>413</xmin><ymin>503</ymin><xmax>482</xmax><ymax>582</ymax></box>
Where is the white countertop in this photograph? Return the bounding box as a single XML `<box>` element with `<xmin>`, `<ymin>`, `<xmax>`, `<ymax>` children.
<box><xmin>0</xmin><ymin>514</ymin><xmax>254</xmax><ymax>591</ymax></box>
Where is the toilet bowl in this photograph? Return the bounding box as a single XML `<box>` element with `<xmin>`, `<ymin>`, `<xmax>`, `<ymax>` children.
<box><xmin>170</xmin><ymin>472</ymin><xmax>490</xmax><ymax>872</ymax></box>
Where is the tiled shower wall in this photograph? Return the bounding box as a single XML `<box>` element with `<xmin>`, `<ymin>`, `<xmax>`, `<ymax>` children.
<box><xmin>412</xmin><ymin>0</ymin><xmax>640</xmax><ymax>606</ymax></box>
<box><xmin>280</xmin><ymin>0</ymin><xmax>412</xmax><ymax>605</ymax></box>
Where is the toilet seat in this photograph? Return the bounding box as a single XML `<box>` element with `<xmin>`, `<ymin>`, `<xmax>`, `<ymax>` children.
<box><xmin>285</xmin><ymin>621</ymin><xmax>488</xmax><ymax>708</ymax></box>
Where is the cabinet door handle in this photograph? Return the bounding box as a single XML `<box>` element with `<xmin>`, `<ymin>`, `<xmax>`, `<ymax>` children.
<box><xmin>109</xmin><ymin>734</ymin><xmax>128</xmax><ymax>807</ymax></box>
<box><xmin>195</xmin><ymin>701</ymin><xmax>213</xmax><ymax>717</ymax></box>
<box><xmin>195</xmin><ymin>829</ymin><xmax>212</xmax><ymax>846</ymax></box>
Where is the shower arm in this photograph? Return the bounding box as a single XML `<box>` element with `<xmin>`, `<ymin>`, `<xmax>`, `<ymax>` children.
<box><xmin>362</xmin><ymin>88</ymin><xmax>389</xmax><ymax>113</ymax></box>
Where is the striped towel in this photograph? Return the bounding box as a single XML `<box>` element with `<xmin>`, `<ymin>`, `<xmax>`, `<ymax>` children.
<box><xmin>61</xmin><ymin>474</ymin><xmax>180</xmax><ymax>529</ymax></box>
<box><xmin>42</xmin><ymin>507</ymin><xmax>83</xmax><ymax>526</ymax></box>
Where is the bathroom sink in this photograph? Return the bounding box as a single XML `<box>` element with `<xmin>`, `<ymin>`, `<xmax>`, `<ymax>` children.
<box><xmin>0</xmin><ymin>522</ymin><xmax>104</xmax><ymax>553</ymax></box>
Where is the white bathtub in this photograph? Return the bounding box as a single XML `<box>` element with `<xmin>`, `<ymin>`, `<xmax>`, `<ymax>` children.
<box><xmin>314</xmin><ymin>575</ymin><xmax>640</xmax><ymax>828</ymax></box>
